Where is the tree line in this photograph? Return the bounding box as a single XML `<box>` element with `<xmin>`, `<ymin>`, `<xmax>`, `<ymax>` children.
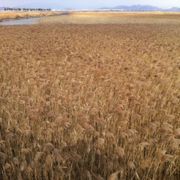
<box><xmin>4</xmin><ymin>8</ymin><xmax>51</xmax><ymax>11</ymax></box>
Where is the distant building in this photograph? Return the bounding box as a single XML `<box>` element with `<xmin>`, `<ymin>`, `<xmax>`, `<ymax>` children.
<box><xmin>2</xmin><ymin>7</ymin><xmax>51</xmax><ymax>11</ymax></box>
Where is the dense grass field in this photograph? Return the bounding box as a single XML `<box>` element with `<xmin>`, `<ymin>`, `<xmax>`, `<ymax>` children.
<box><xmin>0</xmin><ymin>14</ymin><xmax>180</xmax><ymax>179</ymax></box>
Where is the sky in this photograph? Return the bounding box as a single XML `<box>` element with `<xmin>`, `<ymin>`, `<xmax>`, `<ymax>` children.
<box><xmin>1</xmin><ymin>0</ymin><xmax>180</xmax><ymax>9</ymax></box>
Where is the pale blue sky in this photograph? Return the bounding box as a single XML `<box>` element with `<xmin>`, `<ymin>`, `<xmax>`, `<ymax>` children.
<box><xmin>1</xmin><ymin>0</ymin><xmax>180</xmax><ymax>9</ymax></box>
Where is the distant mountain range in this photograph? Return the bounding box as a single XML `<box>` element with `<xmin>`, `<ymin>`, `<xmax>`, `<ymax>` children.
<box><xmin>101</xmin><ymin>5</ymin><xmax>180</xmax><ymax>12</ymax></box>
<box><xmin>0</xmin><ymin>5</ymin><xmax>180</xmax><ymax>12</ymax></box>
<box><xmin>168</xmin><ymin>7</ymin><xmax>180</xmax><ymax>12</ymax></box>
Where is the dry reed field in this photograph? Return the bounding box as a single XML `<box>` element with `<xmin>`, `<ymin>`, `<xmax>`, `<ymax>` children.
<box><xmin>40</xmin><ymin>12</ymin><xmax>180</xmax><ymax>24</ymax></box>
<box><xmin>0</xmin><ymin>11</ymin><xmax>61</xmax><ymax>21</ymax></box>
<box><xmin>0</xmin><ymin>15</ymin><xmax>180</xmax><ymax>180</ymax></box>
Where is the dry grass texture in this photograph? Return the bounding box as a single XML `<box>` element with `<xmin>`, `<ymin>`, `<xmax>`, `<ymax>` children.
<box><xmin>40</xmin><ymin>12</ymin><xmax>180</xmax><ymax>25</ymax></box>
<box><xmin>0</xmin><ymin>22</ymin><xmax>180</xmax><ymax>179</ymax></box>
<box><xmin>0</xmin><ymin>11</ymin><xmax>61</xmax><ymax>21</ymax></box>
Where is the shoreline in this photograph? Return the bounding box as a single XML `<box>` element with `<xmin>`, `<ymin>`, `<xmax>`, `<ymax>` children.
<box><xmin>1</xmin><ymin>11</ymin><xmax>180</xmax><ymax>20</ymax></box>
<box><xmin>0</xmin><ymin>11</ymin><xmax>62</xmax><ymax>21</ymax></box>
<box><xmin>0</xmin><ymin>11</ymin><xmax>180</xmax><ymax>25</ymax></box>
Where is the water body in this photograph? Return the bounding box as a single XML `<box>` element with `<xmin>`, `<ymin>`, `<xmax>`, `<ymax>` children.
<box><xmin>1</xmin><ymin>14</ymin><xmax>180</xmax><ymax>25</ymax></box>
<box><xmin>0</xmin><ymin>17</ymin><xmax>41</xmax><ymax>26</ymax></box>
<box><xmin>0</xmin><ymin>13</ymin><xmax>71</xmax><ymax>26</ymax></box>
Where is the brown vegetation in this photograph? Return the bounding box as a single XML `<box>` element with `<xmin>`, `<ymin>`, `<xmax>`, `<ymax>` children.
<box><xmin>0</xmin><ymin>11</ymin><xmax>61</xmax><ymax>21</ymax></box>
<box><xmin>40</xmin><ymin>12</ymin><xmax>180</xmax><ymax>25</ymax></box>
<box><xmin>0</xmin><ymin>16</ymin><xmax>180</xmax><ymax>179</ymax></box>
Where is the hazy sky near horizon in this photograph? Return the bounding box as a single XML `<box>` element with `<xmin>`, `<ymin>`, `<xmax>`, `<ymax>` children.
<box><xmin>1</xmin><ymin>0</ymin><xmax>180</xmax><ymax>9</ymax></box>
